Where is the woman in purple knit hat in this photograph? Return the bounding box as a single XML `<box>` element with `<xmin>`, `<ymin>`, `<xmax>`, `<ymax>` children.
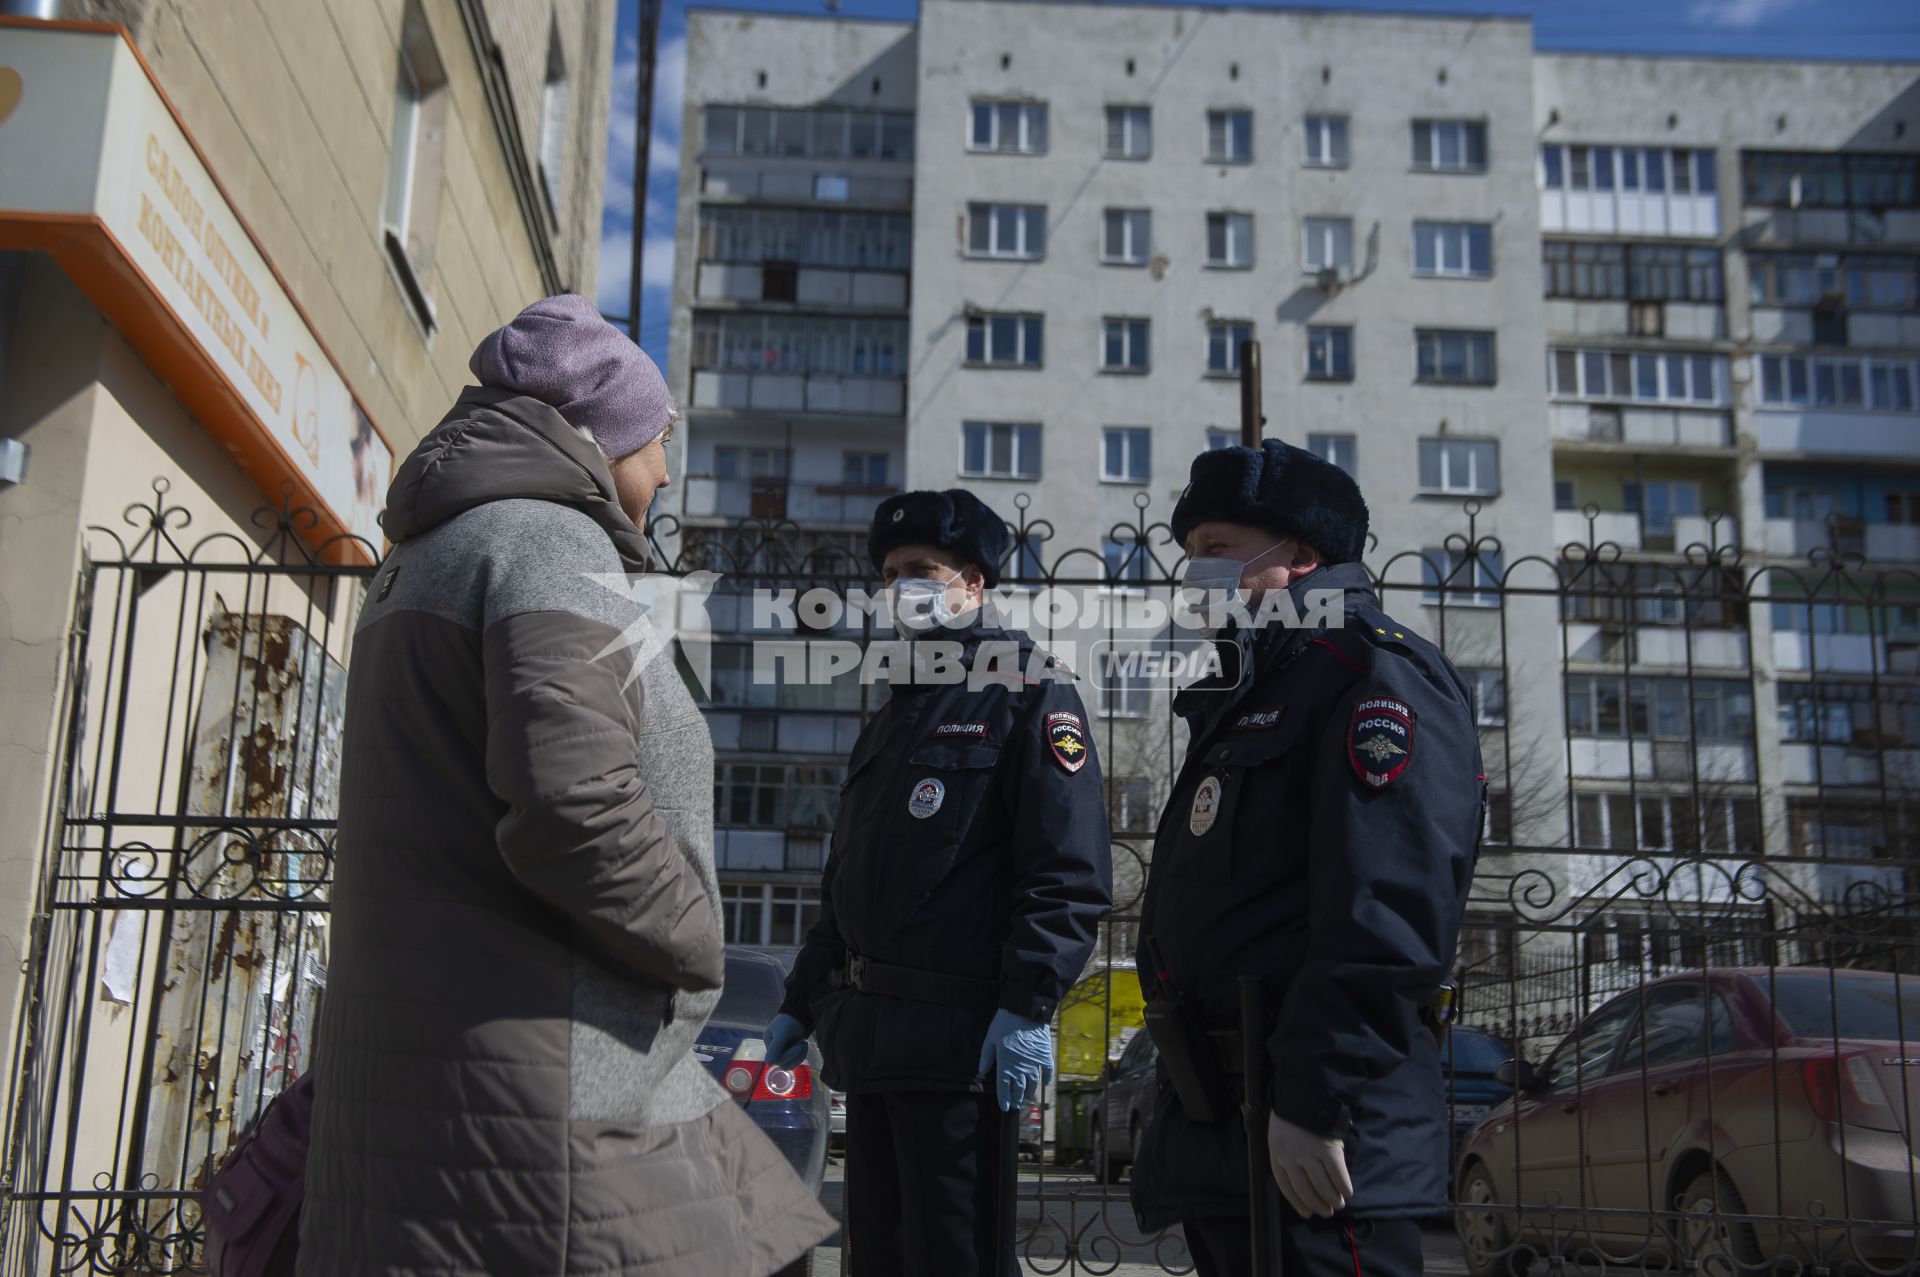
<box><xmin>300</xmin><ymin>295</ymin><xmax>833</xmax><ymax>1277</ymax></box>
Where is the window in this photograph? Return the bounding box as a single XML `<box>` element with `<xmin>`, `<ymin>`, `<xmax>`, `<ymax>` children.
<box><xmin>1102</xmin><ymin>428</ymin><xmax>1151</xmax><ymax>484</ymax></box>
<box><xmin>1207</xmin><ymin>212</ymin><xmax>1254</xmax><ymax>268</ymax></box>
<box><xmin>1206</xmin><ymin>429</ymin><xmax>1236</xmax><ymax>451</ymax></box>
<box><xmin>707</xmin><ymin>107</ymin><xmax>915</xmax><ymax>162</ymax></box>
<box><xmin>1306</xmin><ymin>326</ymin><xmax>1352</xmax><ymax>381</ymax></box>
<box><xmin>1302</xmin><ymin>217</ymin><xmax>1353</xmax><ymax>276</ymax></box>
<box><xmin>1889</xmin><ymin>492</ymin><xmax>1920</xmax><ymax>526</ymax></box>
<box><xmin>714</xmin><ymin>763</ymin><xmax>844</xmax><ymax>829</ymax></box>
<box><xmin>1538</xmin><ymin>998</ymin><xmax>1640</xmax><ymax>1092</ymax></box>
<box><xmin>1542</xmin><ymin>144</ymin><xmax>1564</xmax><ymax>189</ymax></box>
<box><xmin>537</xmin><ymin>21</ymin><xmax>568</xmax><ymax>221</ymax></box>
<box><xmin>1483</xmin><ymin>793</ymin><xmax>1512</xmax><ymax>845</ymax></box>
<box><xmin>1555</xmin><ymin>479</ymin><xmax>1576</xmax><ymax>511</ymax></box>
<box><xmin>1412</xmin><ymin>119</ymin><xmax>1487</xmax><ymax>173</ymax></box>
<box><xmin>1106</xmin><ymin>105</ymin><xmax>1151</xmax><ymax>159</ymax></box>
<box><xmin>1743</xmin><ymin>150</ymin><xmax>1919</xmax><ymax>210</ymax></box>
<box><xmin>1542</xmin><ymin>242</ymin><xmax>1723</xmax><ymax>303</ymax></box>
<box><xmin>699</xmin><ymin>208</ymin><xmax>913</xmax><ymax>271</ymax></box>
<box><xmin>1573</xmin><ymin>791</ymin><xmax>1758</xmax><ymax>855</ymax></box>
<box><xmin>1306</xmin><ymin>433</ymin><xmax>1356</xmax><ymax>474</ymax></box>
<box><xmin>1415</xmin><ymin>330</ymin><xmax>1496</xmax><ymax>386</ymax></box>
<box><xmin>1615</xmin><ymin>985</ymin><xmax>1736</xmax><ymax>1072</ymax></box>
<box><xmin>962</xmin><ymin>422</ymin><xmax>1042</xmax><ymax>479</ymax></box>
<box><xmin>964</xmin><ymin>313</ymin><xmax>1044</xmax><ymax>368</ymax></box>
<box><xmin>1303</xmin><ymin>114</ymin><xmax>1349</xmax><ymax>168</ymax></box>
<box><xmin>842</xmin><ymin>452</ymin><xmax>889</xmax><ymax>487</ymax></box>
<box><xmin>1103</xmin><ymin>317</ymin><xmax>1150</xmax><ymax>372</ymax></box>
<box><xmin>1207</xmin><ymin>109</ymin><xmax>1253</xmax><ymax>163</ymax></box>
<box><xmin>1463</xmin><ymin>667</ymin><xmax>1507</xmax><ymax>727</ymax></box>
<box><xmin>1548</xmin><ymin>347</ymin><xmax>1728</xmax><ymax>406</ymax></box>
<box><xmin>721</xmin><ymin>884</ymin><xmax>823</xmax><ymax>948</ymax></box>
<box><xmin>814</xmin><ymin>175</ymin><xmax>850</xmax><ymax>202</ymax></box>
<box><xmin>1098</xmin><ymin>666</ymin><xmax>1151</xmax><ymax>717</ymax></box>
<box><xmin>970</xmin><ymin>100</ymin><xmax>1048</xmax><ymax>154</ymax></box>
<box><xmin>1102</xmin><ymin>535</ymin><xmax>1150</xmax><ymax>586</ymax></box>
<box><xmin>1103</xmin><ymin>208</ymin><xmax>1152</xmax><ymax>265</ymax></box>
<box><xmin>1565</xmin><ymin>676</ymin><xmax>1753</xmax><ymax>743</ymax></box>
<box><xmin>382</xmin><ymin>0</ymin><xmax>449</xmax><ymax>329</ymax></box>
<box><xmin>1749</xmin><ymin>253</ymin><xmax>1919</xmax><ymax>312</ymax></box>
<box><xmin>1622</xmin><ymin>480</ymin><xmax>1701</xmax><ymax>535</ymax></box>
<box><xmin>1758</xmin><ymin>355</ymin><xmax>1917</xmax><ymax>411</ymax></box>
<box><xmin>1207</xmin><ymin>321</ymin><xmax>1253</xmax><ymax>375</ymax></box>
<box><xmin>690</xmin><ymin>314</ymin><xmax>904</xmax><ymax>377</ymax></box>
<box><xmin>1417</xmin><ymin>439</ymin><xmax>1499</xmax><ymax>496</ymax></box>
<box><xmin>1413</xmin><ymin>222</ymin><xmax>1492</xmax><ymax>279</ymax></box>
<box><xmin>1421</xmin><ymin>547</ymin><xmax>1503</xmax><ymax>607</ymax></box>
<box><xmin>1111</xmin><ymin>778</ymin><xmax>1155</xmax><ymax>833</ymax></box>
<box><xmin>967</xmin><ymin>203</ymin><xmax>1046</xmax><ymax>259</ymax></box>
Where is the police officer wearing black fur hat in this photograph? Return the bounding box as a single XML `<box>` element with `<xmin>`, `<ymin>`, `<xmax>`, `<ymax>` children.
<box><xmin>1130</xmin><ymin>441</ymin><xmax>1483</xmax><ymax>1277</ymax></box>
<box><xmin>764</xmin><ymin>489</ymin><xmax>1114</xmax><ymax>1277</ymax></box>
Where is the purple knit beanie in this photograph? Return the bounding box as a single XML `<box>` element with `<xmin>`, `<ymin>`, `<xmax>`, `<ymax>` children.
<box><xmin>468</xmin><ymin>293</ymin><xmax>674</xmax><ymax>459</ymax></box>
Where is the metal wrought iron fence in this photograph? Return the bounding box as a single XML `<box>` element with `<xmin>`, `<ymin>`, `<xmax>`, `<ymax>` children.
<box><xmin>5</xmin><ymin>481</ymin><xmax>1919</xmax><ymax>1275</ymax></box>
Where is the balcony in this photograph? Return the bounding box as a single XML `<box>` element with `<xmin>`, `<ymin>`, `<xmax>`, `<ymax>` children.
<box><xmin>1551</xmin><ymin>403</ymin><xmax>1734</xmax><ymax>449</ymax></box>
<box><xmin>1569</xmin><ymin>738</ymin><xmax>1757</xmax><ymax>783</ymax></box>
<box><xmin>1544</xmin><ymin>300</ymin><xmax>1726</xmax><ymax>343</ymax></box>
<box><xmin>1755</xmin><ymin>409</ymin><xmax>1920</xmax><ymax>460</ymax></box>
<box><xmin>684</xmin><ymin>477</ymin><xmax>898</xmax><ymax>526</ymax></box>
<box><xmin>1540</xmin><ymin>189</ymin><xmax>1719</xmax><ymax>239</ymax></box>
<box><xmin>1763</xmin><ymin>518</ymin><xmax>1920</xmax><ymax>563</ymax></box>
<box><xmin>707</xmin><ymin>710</ymin><xmax>865</xmax><ymax>755</ymax></box>
<box><xmin>696</xmin><ymin>262</ymin><xmax>909</xmax><ymax>311</ymax></box>
<box><xmin>1771</xmin><ymin>632</ymin><xmax>1920</xmax><ymax>675</ymax></box>
<box><xmin>714</xmin><ymin>828</ymin><xmax>829</xmax><ymax>874</ymax></box>
<box><xmin>1750</xmin><ymin>309</ymin><xmax>1920</xmax><ymax>350</ymax></box>
<box><xmin>1564</xmin><ymin>622</ymin><xmax>1751</xmax><ymax>670</ymax></box>
<box><xmin>1780</xmin><ymin>743</ymin><xmax>1920</xmax><ymax>788</ymax></box>
<box><xmin>691</xmin><ymin>369</ymin><xmax>905</xmax><ymax>417</ymax></box>
<box><xmin>1557</xmin><ymin>509</ymin><xmax>1642</xmax><ymax>552</ymax></box>
<box><xmin>703</xmin><ymin>165</ymin><xmax>913</xmax><ymax>210</ymax></box>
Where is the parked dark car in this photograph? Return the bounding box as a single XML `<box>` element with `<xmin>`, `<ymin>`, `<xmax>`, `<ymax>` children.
<box><xmin>1455</xmin><ymin>968</ymin><xmax>1920</xmax><ymax>1277</ymax></box>
<box><xmin>696</xmin><ymin>949</ymin><xmax>830</xmax><ymax>1198</ymax></box>
<box><xmin>1441</xmin><ymin>1027</ymin><xmax>1515</xmax><ymax>1172</ymax></box>
<box><xmin>1090</xmin><ymin>1030</ymin><xmax>1159</xmax><ymax>1183</ymax></box>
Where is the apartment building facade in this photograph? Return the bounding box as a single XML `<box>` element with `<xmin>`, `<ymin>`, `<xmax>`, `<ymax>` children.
<box><xmin>671</xmin><ymin>0</ymin><xmax>1920</xmax><ymax>966</ymax></box>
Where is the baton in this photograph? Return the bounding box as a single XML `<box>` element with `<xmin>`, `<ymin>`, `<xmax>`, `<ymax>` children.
<box><xmin>1240</xmin><ymin>976</ymin><xmax>1283</xmax><ymax>1276</ymax></box>
<box><xmin>997</xmin><ymin>1105</ymin><xmax>1020</xmax><ymax>1276</ymax></box>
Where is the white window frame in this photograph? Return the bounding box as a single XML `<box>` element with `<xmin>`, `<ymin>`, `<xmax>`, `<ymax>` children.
<box><xmin>1550</xmin><ymin>346</ymin><xmax>1729</xmax><ymax>406</ymax></box>
<box><xmin>1206</xmin><ymin>109</ymin><xmax>1253</xmax><ymax>163</ymax></box>
<box><xmin>1205</xmin><ymin>429</ymin><xmax>1236</xmax><ymax>451</ymax></box>
<box><xmin>1464</xmin><ymin>667</ymin><xmax>1507</xmax><ymax>727</ymax></box>
<box><xmin>1102</xmin><ymin>427</ymin><xmax>1152</xmax><ymax>485</ymax></box>
<box><xmin>1417</xmin><ymin>438</ymin><xmax>1500</xmax><ymax>496</ymax></box>
<box><xmin>1306</xmin><ymin>432</ymin><xmax>1357</xmax><ymax>474</ymax></box>
<box><xmin>1303</xmin><ymin>114</ymin><xmax>1349</xmax><ymax>168</ymax></box>
<box><xmin>1420</xmin><ymin>547</ymin><xmax>1503</xmax><ymax>608</ymax></box>
<box><xmin>1207</xmin><ymin>211</ymin><xmax>1254</xmax><ymax>269</ymax></box>
<box><xmin>961</xmin><ymin>421</ymin><xmax>1043</xmax><ymax>480</ymax></box>
<box><xmin>1413</xmin><ymin>221</ymin><xmax>1493</xmax><ymax>279</ymax></box>
<box><xmin>1416</xmin><ymin>330</ymin><xmax>1497</xmax><ymax>386</ymax></box>
<box><xmin>969</xmin><ymin>99</ymin><xmax>1048</xmax><ymax>155</ymax></box>
<box><xmin>967</xmin><ymin>203</ymin><xmax>1047</xmax><ymax>260</ymax></box>
<box><xmin>1759</xmin><ymin>354</ymin><xmax>1919</xmax><ymax>412</ymax></box>
<box><xmin>1306</xmin><ymin>326</ymin><xmax>1353</xmax><ymax>381</ymax></box>
<box><xmin>1302</xmin><ymin>217</ymin><xmax>1354</xmax><ymax>276</ymax></box>
<box><xmin>536</xmin><ymin>23</ymin><xmax>568</xmax><ymax>221</ymax></box>
<box><xmin>1412</xmin><ymin>119</ymin><xmax>1488</xmax><ymax>173</ymax></box>
<box><xmin>1098</xmin><ymin>670</ymin><xmax>1152</xmax><ymax>718</ymax></box>
<box><xmin>1102</xmin><ymin>317</ymin><xmax>1150</xmax><ymax>372</ymax></box>
<box><xmin>720</xmin><ymin>882</ymin><xmax>823</xmax><ymax>947</ymax></box>
<box><xmin>1103</xmin><ymin>208</ymin><xmax>1152</xmax><ymax>265</ymax></box>
<box><xmin>1105</xmin><ymin>105</ymin><xmax>1151</xmax><ymax>160</ymax></box>
<box><xmin>964</xmin><ymin>312</ymin><xmax>1044</xmax><ymax>368</ymax></box>
<box><xmin>842</xmin><ymin>451</ymin><xmax>889</xmax><ymax>487</ymax></box>
<box><xmin>1207</xmin><ymin>321</ymin><xmax>1254</xmax><ymax>375</ymax></box>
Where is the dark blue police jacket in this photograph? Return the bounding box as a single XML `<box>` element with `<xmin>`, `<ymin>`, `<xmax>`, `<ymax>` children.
<box><xmin>1131</xmin><ymin>561</ymin><xmax>1484</xmax><ymax>1224</ymax></box>
<box><xmin>782</xmin><ymin>617</ymin><xmax>1113</xmax><ymax>1094</ymax></box>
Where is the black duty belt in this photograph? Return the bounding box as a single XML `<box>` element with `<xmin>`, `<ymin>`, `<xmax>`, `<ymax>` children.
<box><xmin>834</xmin><ymin>954</ymin><xmax>999</xmax><ymax>1012</ymax></box>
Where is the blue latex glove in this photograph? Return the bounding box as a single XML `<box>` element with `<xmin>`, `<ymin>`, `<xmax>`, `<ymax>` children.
<box><xmin>977</xmin><ymin>1009</ymin><xmax>1053</xmax><ymax>1112</ymax></box>
<box><xmin>763</xmin><ymin>1013</ymin><xmax>808</xmax><ymax>1068</ymax></box>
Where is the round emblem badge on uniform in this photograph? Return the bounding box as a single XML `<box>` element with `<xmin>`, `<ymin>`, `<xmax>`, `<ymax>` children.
<box><xmin>1188</xmin><ymin>774</ymin><xmax>1222</xmax><ymax>835</ymax></box>
<box><xmin>908</xmin><ymin>777</ymin><xmax>946</xmax><ymax>819</ymax></box>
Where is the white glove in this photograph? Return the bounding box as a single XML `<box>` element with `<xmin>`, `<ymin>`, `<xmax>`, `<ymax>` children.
<box><xmin>1267</xmin><ymin>1112</ymin><xmax>1354</xmax><ymax>1218</ymax></box>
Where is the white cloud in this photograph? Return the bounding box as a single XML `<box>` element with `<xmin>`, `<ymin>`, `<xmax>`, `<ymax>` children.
<box><xmin>1686</xmin><ymin>0</ymin><xmax>1799</xmax><ymax>30</ymax></box>
<box><xmin>641</xmin><ymin>231</ymin><xmax>677</xmax><ymax>301</ymax></box>
<box><xmin>597</xmin><ymin>224</ymin><xmax>633</xmax><ymax>315</ymax></box>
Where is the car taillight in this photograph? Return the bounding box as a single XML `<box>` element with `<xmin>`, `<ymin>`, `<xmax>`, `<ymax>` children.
<box><xmin>1025</xmin><ymin>1105</ymin><xmax>1041</xmax><ymax>1122</ymax></box>
<box><xmin>1801</xmin><ymin>1053</ymin><xmax>1901</xmax><ymax>1131</ymax></box>
<box><xmin>725</xmin><ymin>1061</ymin><xmax>814</xmax><ymax>1102</ymax></box>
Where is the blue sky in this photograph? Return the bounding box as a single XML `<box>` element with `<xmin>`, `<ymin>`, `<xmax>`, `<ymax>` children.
<box><xmin>597</xmin><ymin>0</ymin><xmax>1920</xmax><ymax>370</ymax></box>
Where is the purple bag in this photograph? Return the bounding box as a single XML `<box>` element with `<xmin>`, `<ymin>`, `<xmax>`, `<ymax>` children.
<box><xmin>201</xmin><ymin>1071</ymin><xmax>314</xmax><ymax>1277</ymax></box>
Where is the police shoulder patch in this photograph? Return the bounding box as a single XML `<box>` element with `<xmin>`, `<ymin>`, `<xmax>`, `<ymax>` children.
<box><xmin>1348</xmin><ymin>695</ymin><xmax>1415</xmax><ymax>789</ymax></box>
<box><xmin>1046</xmin><ymin>710</ymin><xmax>1088</xmax><ymax>774</ymax></box>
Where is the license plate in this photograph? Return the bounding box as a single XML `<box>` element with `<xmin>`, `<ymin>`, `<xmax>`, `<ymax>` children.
<box><xmin>1451</xmin><ymin>1104</ymin><xmax>1490</xmax><ymax>1126</ymax></box>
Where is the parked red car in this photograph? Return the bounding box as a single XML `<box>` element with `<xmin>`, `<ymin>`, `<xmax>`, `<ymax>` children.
<box><xmin>1456</xmin><ymin>967</ymin><xmax>1920</xmax><ymax>1276</ymax></box>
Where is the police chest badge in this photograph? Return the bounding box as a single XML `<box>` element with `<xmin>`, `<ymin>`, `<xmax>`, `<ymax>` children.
<box><xmin>1348</xmin><ymin>696</ymin><xmax>1416</xmax><ymax>789</ymax></box>
<box><xmin>1047</xmin><ymin>711</ymin><xmax>1088</xmax><ymax>774</ymax></box>
<box><xmin>1189</xmin><ymin>775</ymin><xmax>1223</xmax><ymax>835</ymax></box>
<box><xmin>908</xmin><ymin>777</ymin><xmax>945</xmax><ymax>818</ymax></box>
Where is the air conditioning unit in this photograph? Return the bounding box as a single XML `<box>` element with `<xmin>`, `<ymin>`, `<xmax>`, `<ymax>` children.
<box><xmin>1628</xmin><ymin>301</ymin><xmax>1665</xmax><ymax>337</ymax></box>
<box><xmin>1588</xmin><ymin>407</ymin><xmax>1624</xmax><ymax>442</ymax></box>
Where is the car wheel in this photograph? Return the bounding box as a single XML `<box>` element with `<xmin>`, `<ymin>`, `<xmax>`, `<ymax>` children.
<box><xmin>1457</xmin><ymin>1161</ymin><xmax>1528</xmax><ymax>1277</ymax></box>
<box><xmin>1090</xmin><ymin>1115</ymin><xmax>1112</xmax><ymax>1183</ymax></box>
<box><xmin>1675</xmin><ymin>1170</ymin><xmax>1762</xmax><ymax>1276</ymax></box>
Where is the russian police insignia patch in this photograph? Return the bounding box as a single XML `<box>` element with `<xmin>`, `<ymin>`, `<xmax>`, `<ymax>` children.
<box><xmin>1348</xmin><ymin>696</ymin><xmax>1415</xmax><ymax>789</ymax></box>
<box><xmin>1047</xmin><ymin>710</ymin><xmax>1089</xmax><ymax>774</ymax></box>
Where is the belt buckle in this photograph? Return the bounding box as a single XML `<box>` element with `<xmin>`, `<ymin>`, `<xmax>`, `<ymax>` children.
<box><xmin>847</xmin><ymin>955</ymin><xmax>868</xmax><ymax>989</ymax></box>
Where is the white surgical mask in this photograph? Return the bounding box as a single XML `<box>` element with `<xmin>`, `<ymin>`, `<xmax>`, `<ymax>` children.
<box><xmin>891</xmin><ymin>571</ymin><xmax>963</xmax><ymax>633</ymax></box>
<box><xmin>1179</xmin><ymin>540</ymin><xmax>1288</xmax><ymax>599</ymax></box>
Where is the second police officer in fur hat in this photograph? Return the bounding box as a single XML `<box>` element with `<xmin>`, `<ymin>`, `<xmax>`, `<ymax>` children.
<box><xmin>762</xmin><ymin>489</ymin><xmax>1114</xmax><ymax>1277</ymax></box>
<box><xmin>1130</xmin><ymin>441</ymin><xmax>1484</xmax><ymax>1277</ymax></box>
